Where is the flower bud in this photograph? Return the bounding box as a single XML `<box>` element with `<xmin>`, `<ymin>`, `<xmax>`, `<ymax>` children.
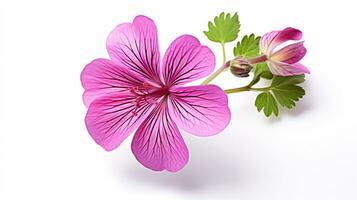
<box><xmin>229</xmin><ymin>57</ymin><xmax>253</xmax><ymax>77</ymax></box>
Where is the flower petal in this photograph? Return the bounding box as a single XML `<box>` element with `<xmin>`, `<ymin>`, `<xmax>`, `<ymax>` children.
<box><xmin>162</xmin><ymin>35</ymin><xmax>215</xmax><ymax>86</ymax></box>
<box><xmin>85</xmin><ymin>93</ymin><xmax>154</xmax><ymax>151</ymax></box>
<box><xmin>267</xmin><ymin>61</ymin><xmax>310</xmax><ymax>76</ymax></box>
<box><xmin>131</xmin><ymin>98</ymin><xmax>189</xmax><ymax>172</ymax></box>
<box><xmin>168</xmin><ymin>85</ymin><xmax>231</xmax><ymax>136</ymax></box>
<box><xmin>271</xmin><ymin>41</ymin><xmax>306</xmax><ymax>64</ymax></box>
<box><xmin>81</xmin><ymin>58</ymin><xmax>144</xmax><ymax>107</ymax></box>
<box><xmin>106</xmin><ymin>15</ymin><xmax>161</xmax><ymax>84</ymax></box>
<box><xmin>260</xmin><ymin>27</ymin><xmax>302</xmax><ymax>55</ymax></box>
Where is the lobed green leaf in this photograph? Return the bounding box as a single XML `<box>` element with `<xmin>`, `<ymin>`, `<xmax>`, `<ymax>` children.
<box><xmin>271</xmin><ymin>75</ymin><xmax>305</xmax><ymax>87</ymax></box>
<box><xmin>249</xmin><ymin>63</ymin><xmax>273</xmax><ymax>86</ymax></box>
<box><xmin>204</xmin><ymin>12</ymin><xmax>240</xmax><ymax>43</ymax></box>
<box><xmin>233</xmin><ymin>34</ymin><xmax>261</xmax><ymax>58</ymax></box>
<box><xmin>254</xmin><ymin>75</ymin><xmax>306</xmax><ymax>117</ymax></box>
<box><xmin>255</xmin><ymin>92</ymin><xmax>279</xmax><ymax>117</ymax></box>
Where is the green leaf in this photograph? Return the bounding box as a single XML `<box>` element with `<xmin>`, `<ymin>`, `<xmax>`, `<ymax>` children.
<box><xmin>255</xmin><ymin>92</ymin><xmax>279</xmax><ymax>117</ymax></box>
<box><xmin>204</xmin><ymin>12</ymin><xmax>240</xmax><ymax>43</ymax></box>
<box><xmin>254</xmin><ymin>75</ymin><xmax>306</xmax><ymax>117</ymax></box>
<box><xmin>260</xmin><ymin>65</ymin><xmax>274</xmax><ymax>80</ymax></box>
<box><xmin>255</xmin><ymin>63</ymin><xmax>273</xmax><ymax>79</ymax></box>
<box><xmin>249</xmin><ymin>62</ymin><xmax>273</xmax><ymax>86</ymax></box>
<box><xmin>233</xmin><ymin>34</ymin><xmax>261</xmax><ymax>58</ymax></box>
<box><xmin>270</xmin><ymin>75</ymin><xmax>305</xmax><ymax>109</ymax></box>
<box><xmin>271</xmin><ymin>75</ymin><xmax>305</xmax><ymax>87</ymax></box>
<box><xmin>272</xmin><ymin>85</ymin><xmax>305</xmax><ymax>109</ymax></box>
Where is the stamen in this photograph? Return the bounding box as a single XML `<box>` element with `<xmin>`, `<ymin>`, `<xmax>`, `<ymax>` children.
<box><xmin>129</xmin><ymin>82</ymin><xmax>169</xmax><ymax>117</ymax></box>
<box><xmin>131</xmin><ymin>110</ymin><xmax>138</xmax><ymax>116</ymax></box>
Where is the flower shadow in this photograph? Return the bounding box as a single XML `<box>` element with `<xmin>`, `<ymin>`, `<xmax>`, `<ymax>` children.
<box><xmin>114</xmin><ymin>136</ymin><xmax>250</xmax><ymax>193</ymax></box>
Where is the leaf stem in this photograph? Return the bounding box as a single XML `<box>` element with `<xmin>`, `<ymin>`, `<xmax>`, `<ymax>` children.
<box><xmin>250</xmin><ymin>87</ymin><xmax>270</xmax><ymax>91</ymax></box>
<box><xmin>224</xmin><ymin>85</ymin><xmax>270</xmax><ymax>94</ymax></box>
<box><xmin>224</xmin><ymin>86</ymin><xmax>250</xmax><ymax>94</ymax></box>
<box><xmin>247</xmin><ymin>55</ymin><xmax>267</xmax><ymax>64</ymax></box>
<box><xmin>201</xmin><ymin>63</ymin><xmax>229</xmax><ymax>85</ymax></box>
<box><xmin>221</xmin><ymin>42</ymin><xmax>227</xmax><ymax>64</ymax></box>
<box><xmin>201</xmin><ymin>42</ymin><xmax>229</xmax><ymax>85</ymax></box>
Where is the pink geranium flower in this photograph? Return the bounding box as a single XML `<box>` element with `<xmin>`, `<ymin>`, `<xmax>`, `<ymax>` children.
<box><xmin>260</xmin><ymin>27</ymin><xmax>310</xmax><ymax>76</ymax></box>
<box><xmin>81</xmin><ymin>15</ymin><xmax>231</xmax><ymax>172</ymax></box>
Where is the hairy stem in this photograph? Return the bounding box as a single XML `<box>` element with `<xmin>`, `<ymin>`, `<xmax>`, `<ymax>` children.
<box><xmin>221</xmin><ymin>42</ymin><xmax>227</xmax><ymax>64</ymax></box>
<box><xmin>224</xmin><ymin>86</ymin><xmax>251</xmax><ymax>94</ymax></box>
<box><xmin>224</xmin><ymin>86</ymin><xmax>270</xmax><ymax>94</ymax></box>
<box><xmin>247</xmin><ymin>55</ymin><xmax>267</xmax><ymax>64</ymax></box>
<box><xmin>201</xmin><ymin>42</ymin><xmax>229</xmax><ymax>85</ymax></box>
<box><xmin>201</xmin><ymin>63</ymin><xmax>229</xmax><ymax>85</ymax></box>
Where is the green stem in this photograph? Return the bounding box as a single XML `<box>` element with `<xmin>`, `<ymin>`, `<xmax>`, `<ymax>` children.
<box><xmin>224</xmin><ymin>86</ymin><xmax>251</xmax><ymax>94</ymax></box>
<box><xmin>201</xmin><ymin>64</ymin><xmax>227</xmax><ymax>85</ymax></box>
<box><xmin>250</xmin><ymin>87</ymin><xmax>270</xmax><ymax>91</ymax></box>
<box><xmin>247</xmin><ymin>55</ymin><xmax>267</xmax><ymax>64</ymax></box>
<box><xmin>201</xmin><ymin>42</ymin><xmax>228</xmax><ymax>85</ymax></box>
<box><xmin>224</xmin><ymin>86</ymin><xmax>270</xmax><ymax>94</ymax></box>
<box><xmin>221</xmin><ymin>42</ymin><xmax>226</xmax><ymax>64</ymax></box>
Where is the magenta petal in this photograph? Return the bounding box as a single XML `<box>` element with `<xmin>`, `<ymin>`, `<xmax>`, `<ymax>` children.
<box><xmin>260</xmin><ymin>27</ymin><xmax>302</xmax><ymax>55</ymax></box>
<box><xmin>268</xmin><ymin>61</ymin><xmax>310</xmax><ymax>76</ymax></box>
<box><xmin>81</xmin><ymin>58</ymin><xmax>144</xmax><ymax>107</ymax></box>
<box><xmin>271</xmin><ymin>41</ymin><xmax>306</xmax><ymax>64</ymax></box>
<box><xmin>106</xmin><ymin>15</ymin><xmax>161</xmax><ymax>84</ymax></box>
<box><xmin>168</xmin><ymin>85</ymin><xmax>231</xmax><ymax>136</ymax></box>
<box><xmin>85</xmin><ymin>93</ymin><xmax>154</xmax><ymax>151</ymax></box>
<box><xmin>131</xmin><ymin>99</ymin><xmax>189</xmax><ymax>172</ymax></box>
<box><xmin>162</xmin><ymin>35</ymin><xmax>215</xmax><ymax>86</ymax></box>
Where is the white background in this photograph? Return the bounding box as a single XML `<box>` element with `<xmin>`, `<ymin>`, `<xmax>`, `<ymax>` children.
<box><xmin>1</xmin><ymin>0</ymin><xmax>356</xmax><ymax>199</ymax></box>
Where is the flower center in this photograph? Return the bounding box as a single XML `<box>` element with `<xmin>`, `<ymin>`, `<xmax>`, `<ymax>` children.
<box><xmin>129</xmin><ymin>82</ymin><xmax>169</xmax><ymax>116</ymax></box>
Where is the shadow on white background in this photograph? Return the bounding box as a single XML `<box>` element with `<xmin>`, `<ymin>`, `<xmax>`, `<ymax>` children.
<box><xmin>114</xmin><ymin>74</ymin><xmax>317</xmax><ymax>195</ymax></box>
<box><xmin>2</xmin><ymin>0</ymin><xmax>357</xmax><ymax>199</ymax></box>
<box><xmin>118</xmin><ymin>142</ymin><xmax>245</xmax><ymax>192</ymax></box>
<box><xmin>107</xmin><ymin>80</ymin><xmax>316</xmax><ymax>196</ymax></box>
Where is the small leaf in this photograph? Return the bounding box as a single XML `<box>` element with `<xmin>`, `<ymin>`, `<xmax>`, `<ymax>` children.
<box><xmin>233</xmin><ymin>34</ymin><xmax>261</xmax><ymax>58</ymax></box>
<box><xmin>260</xmin><ymin>66</ymin><xmax>274</xmax><ymax>80</ymax></box>
<box><xmin>249</xmin><ymin>62</ymin><xmax>273</xmax><ymax>86</ymax></box>
<box><xmin>204</xmin><ymin>12</ymin><xmax>240</xmax><ymax>43</ymax></box>
<box><xmin>255</xmin><ymin>63</ymin><xmax>273</xmax><ymax>79</ymax></box>
<box><xmin>255</xmin><ymin>92</ymin><xmax>279</xmax><ymax>117</ymax></box>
